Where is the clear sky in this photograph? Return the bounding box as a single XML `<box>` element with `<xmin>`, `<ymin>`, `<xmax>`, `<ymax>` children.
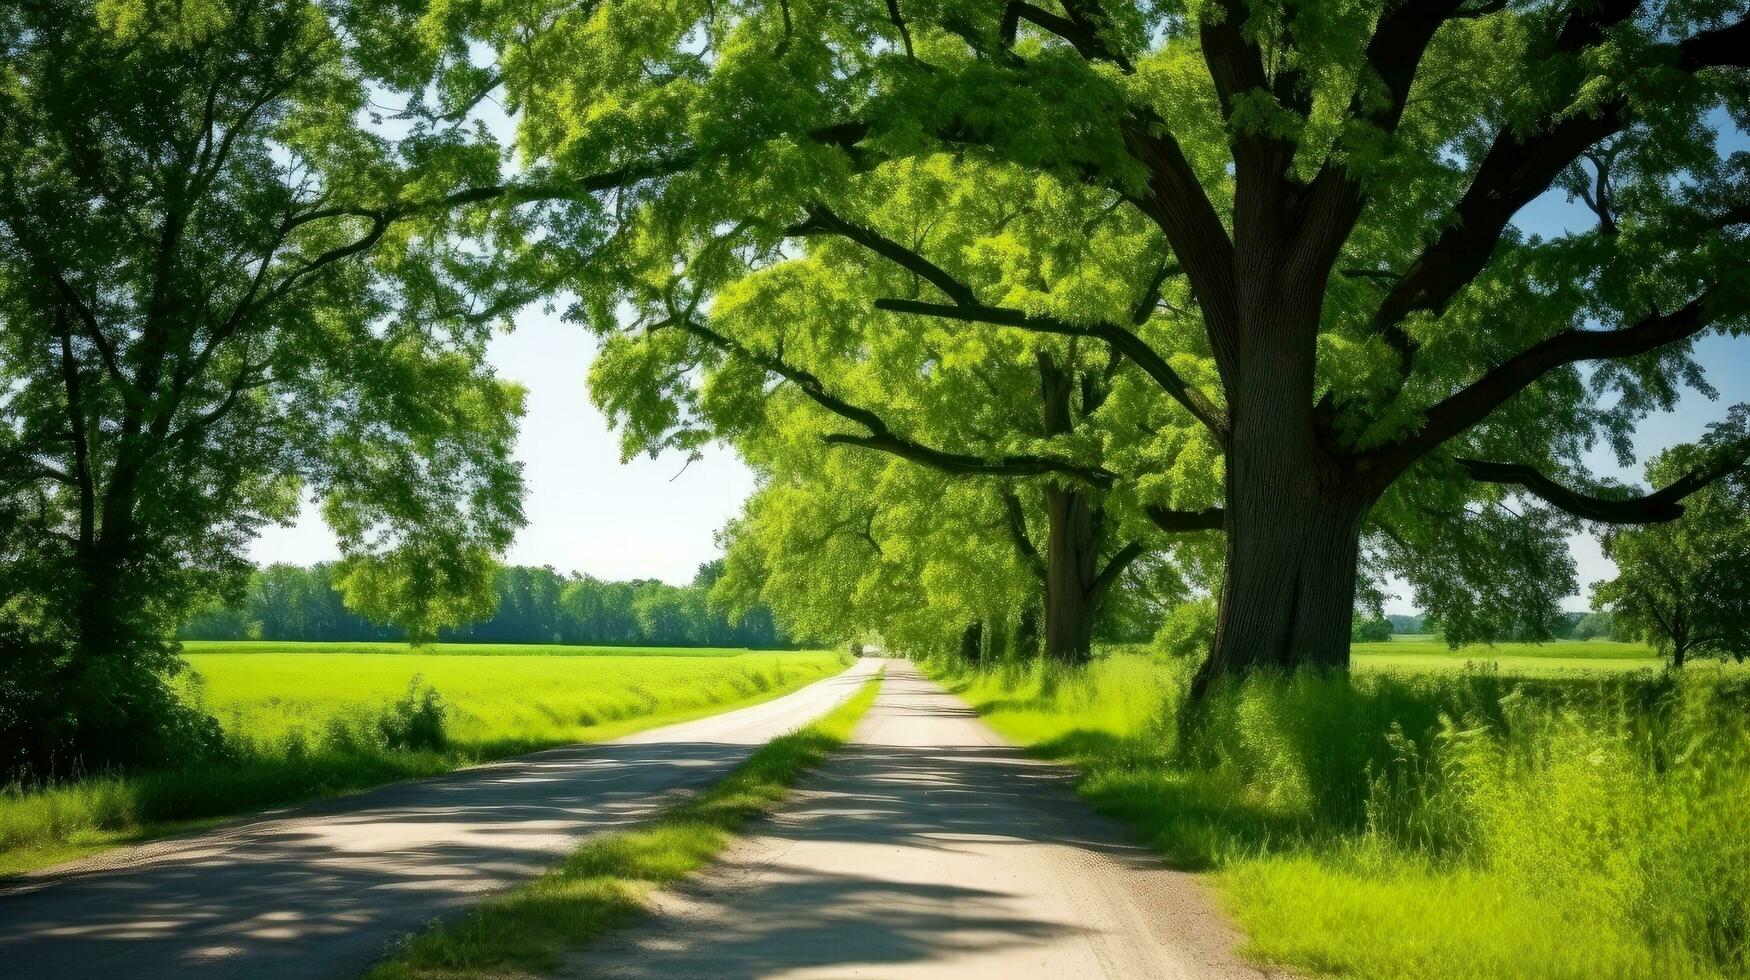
<box><xmin>251</xmin><ymin>117</ymin><xmax>1749</xmax><ymax>610</ymax></box>
<box><xmin>248</xmin><ymin>307</ymin><xmax>756</xmax><ymax>585</ymax></box>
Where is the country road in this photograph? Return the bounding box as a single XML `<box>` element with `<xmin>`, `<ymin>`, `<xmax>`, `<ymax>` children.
<box><xmin>0</xmin><ymin>656</ymin><xmax>881</xmax><ymax>980</ymax></box>
<box><xmin>568</xmin><ymin>659</ymin><xmax>1269</xmax><ymax>979</ymax></box>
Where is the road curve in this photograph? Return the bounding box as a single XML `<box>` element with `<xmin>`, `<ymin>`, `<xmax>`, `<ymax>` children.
<box><xmin>0</xmin><ymin>656</ymin><xmax>880</xmax><ymax>980</ymax></box>
<box><xmin>568</xmin><ymin>659</ymin><xmax>1273</xmax><ymax>979</ymax></box>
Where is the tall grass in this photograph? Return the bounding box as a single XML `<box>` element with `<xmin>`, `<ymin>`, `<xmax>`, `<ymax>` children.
<box><xmin>931</xmin><ymin>653</ymin><xmax>1750</xmax><ymax>979</ymax></box>
<box><xmin>2</xmin><ymin>649</ymin><xmax>848</xmax><ymax>875</ymax></box>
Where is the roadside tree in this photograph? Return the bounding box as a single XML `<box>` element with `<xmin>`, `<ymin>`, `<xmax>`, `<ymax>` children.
<box><xmin>452</xmin><ymin>0</ymin><xmax>1750</xmax><ymax>690</ymax></box>
<box><xmin>0</xmin><ymin>0</ymin><xmax>542</xmax><ymax>770</ymax></box>
<box><xmin>1593</xmin><ymin>418</ymin><xmax>1750</xmax><ymax>666</ymax></box>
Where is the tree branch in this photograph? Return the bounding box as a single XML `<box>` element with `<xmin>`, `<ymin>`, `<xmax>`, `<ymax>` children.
<box><xmin>1001</xmin><ymin>0</ymin><xmax>1132</xmax><ymax>71</ymax></box>
<box><xmin>885</xmin><ymin>0</ymin><xmax>916</xmax><ymax>61</ymax></box>
<box><xmin>1367</xmin><ymin>7</ymin><xmax>1747</xmax><ymax>349</ymax></box>
<box><xmin>662</xmin><ymin>316</ymin><xmax>1114</xmax><ymax>486</ymax></box>
<box><xmin>1678</xmin><ymin>15</ymin><xmax>1750</xmax><ymax>70</ymax></box>
<box><xmin>1090</xmin><ymin>540</ymin><xmax>1145</xmax><ymax>601</ymax></box>
<box><xmin>874</xmin><ymin>299</ymin><xmax>1228</xmax><ymax>435</ymax></box>
<box><xmin>1379</xmin><ymin>289</ymin><xmax>1725</xmax><ymax>473</ymax></box>
<box><xmin>1456</xmin><ymin>440</ymin><xmax>1749</xmax><ymax>523</ymax></box>
<box><xmin>1000</xmin><ymin>488</ymin><xmax>1046</xmax><ymax>580</ymax></box>
<box><xmin>791</xmin><ymin>205</ymin><xmax>1227</xmax><ymax>434</ymax></box>
<box><xmin>1131</xmin><ymin>260</ymin><xmax>1180</xmax><ymax>326</ymax></box>
<box><xmin>1144</xmin><ymin>504</ymin><xmax>1226</xmax><ymax>533</ymax></box>
<box><xmin>822</xmin><ymin>432</ymin><xmax>1115</xmax><ymax>484</ymax></box>
<box><xmin>789</xmin><ymin>205</ymin><xmax>976</xmax><ymax>305</ymax></box>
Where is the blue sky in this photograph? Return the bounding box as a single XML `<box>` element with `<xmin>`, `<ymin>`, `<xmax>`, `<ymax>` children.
<box><xmin>249</xmin><ymin>311</ymin><xmax>756</xmax><ymax>584</ymax></box>
<box><xmin>252</xmin><ymin>110</ymin><xmax>1748</xmax><ymax>611</ymax></box>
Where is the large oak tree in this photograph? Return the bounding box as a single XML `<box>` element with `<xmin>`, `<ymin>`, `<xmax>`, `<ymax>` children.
<box><xmin>459</xmin><ymin>0</ymin><xmax>1749</xmax><ymax>685</ymax></box>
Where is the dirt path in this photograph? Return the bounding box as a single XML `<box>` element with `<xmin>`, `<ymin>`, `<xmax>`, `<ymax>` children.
<box><xmin>0</xmin><ymin>657</ymin><xmax>880</xmax><ymax>980</ymax></box>
<box><xmin>568</xmin><ymin>659</ymin><xmax>1269</xmax><ymax>979</ymax></box>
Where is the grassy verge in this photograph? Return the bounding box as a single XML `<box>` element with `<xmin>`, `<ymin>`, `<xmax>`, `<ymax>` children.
<box><xmin>928</xmin><ymin>653</ymin><xmax>1750</xmax><ymax>979</ymax></box>
<box><xmin>1</xmin><ymin>648</ymin><xmax>849</xmax><ymax>876</ymax></box>
<box><xmin>367</xmin><ymin>670</ymin><xmax>884</xmax><ymax>980</ymax></box>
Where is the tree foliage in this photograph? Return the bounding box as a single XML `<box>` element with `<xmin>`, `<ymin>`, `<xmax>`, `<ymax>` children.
<box><xmin>0</xmin><ymin>0</ymin><xmax>538</xmax><ymax>772</ymax></box>
<box><xmin>1352</xmin><ymin>617</ymin><xmax>1394</xmax><ymax>643</ymax></box>
<box><xmin>430</xmin><ymin>0</ymin><xmax>1750</xmax><ymax>682</ymax></box>
<box><xmin>182</xmin><ymin>561</ymin><xmax>797</xmax><ymax>648</ymax></box>
<box><xmin>1593</xmin><ymin>412</ymin><xmax>1750</xmax><ymax>665</ymax></box>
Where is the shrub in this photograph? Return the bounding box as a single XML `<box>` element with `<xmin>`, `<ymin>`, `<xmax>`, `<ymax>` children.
<box><xmin>375</xmin><ymin>676</ymin><xmax>448</xmax><ymax>753</ymax></box>
<box><xmin>1352</xmin><ymin>617</ymin><xmax>1395</xmax><ymax>643</ymax></box>
<box><xmin>1154</xmin><ymin>597</ymin><xmax>1217</xmax><ymax>659</ymax></box>
<box><xmin>0</xmin><ymin>628</ymin><xmax>229</xmax><ymax>781</ymax></box>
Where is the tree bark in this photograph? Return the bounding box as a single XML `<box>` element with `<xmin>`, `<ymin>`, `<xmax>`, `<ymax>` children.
<box><xmin>960</xmin><ymin>620</ymin><xmax>985</xmax><ymax>663</ymax></box>
<box><xmin>1197</xmin><ymin>492</ymin><xmax>1363</xmax><ymax>693</ymax></box>
<box><xmin>1192</xmin><ymin>319</ymin><xmax>1372</xmax><ymax>695</ymax></box>
<box><xmin>1043</xmin><ymin>483</ymin><xmax>1104</xmax><ymax>665</ymax></box>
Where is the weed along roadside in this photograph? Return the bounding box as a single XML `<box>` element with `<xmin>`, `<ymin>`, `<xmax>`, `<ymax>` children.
<box><xmin>928</xmin><ymin>652</ymin><xmax>1750</xmax><ymax>979</ymax></box>
<box><xmin>367</xmin><ymin>668</ymin><xmax>886</xmax><ymax>980</ymax></box>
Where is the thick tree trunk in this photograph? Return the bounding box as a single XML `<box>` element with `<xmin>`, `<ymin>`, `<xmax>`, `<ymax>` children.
<box><xmin>1043</xmin><ymin>484</ymin><xmax>1101</xmax><ymax>665</ymax></box>
<box><xmin>72</xmin><ymin>528</ymin><xmax>135</xmax><ymax>666</ymax></box>
<box><xmin>1198</xmin><ymin>493</ymin><xmax>1363</xmax><ymax>693</ymax></box>
<box><xmin>1192</xmin><ymin>342</ymin><xmax>1372</xmax><ymax>694</ymax></box>
<box><xmin>960</xmin><ymin>620</ymin><xmax>985</xmax><ymax>663</ymax></box>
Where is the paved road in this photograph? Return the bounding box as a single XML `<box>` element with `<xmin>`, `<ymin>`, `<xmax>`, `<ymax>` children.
<box><xmin>0</xmin><ymin>657</ymin><xmax>879</xmax><ymax>980</ymax></box>
<box><xmin>569</xmin><ymin>659</ymin><xmax>1270</xmax><ymax>979</ymax></box>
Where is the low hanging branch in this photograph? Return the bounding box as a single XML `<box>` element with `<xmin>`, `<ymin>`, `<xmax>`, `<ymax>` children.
<box><xmin>1379</xmin><ymin>288</ymin><xmax>1726</xmax><ymax>475</ymax></box>
<box><xmin>1456</xmin><ymin>439</ymin><xmax>1750</xmax><ymax>523</ymax></box>
<box><xmin>1144</xmin><ymin>503</ymin><xmax>1225</xmax><ymax>533</ymax></box>
<box><xmin>790</xmin><ymin>205</ymin><xmax>1229</xmax><ymax>436</ymax></box>
<box><xmin>655</xmin><ymin>315</ymin><xmax>1116</xmax><ymax>487</ymax></box>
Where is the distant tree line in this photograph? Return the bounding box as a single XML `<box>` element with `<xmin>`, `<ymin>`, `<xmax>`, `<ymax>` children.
<box><xmin>182</xmin><ymin>561</ymin><xmax>799</xmax><ymax>649</ymax></box>
<box><xmin>1352</xmin><ymin>610</ymin><xmax>1624</xmax><ymax>645</ymax></box>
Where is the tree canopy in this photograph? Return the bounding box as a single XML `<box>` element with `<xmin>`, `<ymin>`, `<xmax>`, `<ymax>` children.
<box><xmin>439</xmin><ymin>0</ymin><xmax>1750</xmax><ymax>686</ymax></box>
<box><xmin>1592</xmin><ymin>411</ymin><xmax>1750</xmax><ymax>665</ymax></box>
<box><xmin>0</xmin><ymin>0</ymin><xmax>544</xmax><ymax>771</ymax></box>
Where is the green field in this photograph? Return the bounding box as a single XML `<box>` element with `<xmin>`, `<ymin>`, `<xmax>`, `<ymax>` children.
<box><xmin>183</xmin><ymin>645</ymin><xmax>843</xmax><ymax>752</ymax></box>
<box><xmin>179</xmin><ymin>640</ymin><xmax>764</xmax><ymax>658</ymax></box>
<box><xmin>932</xmin><ymin>651</ymin><xmax>1750</xmax><ymax>979</ymax></box>
<box><xmin>1353</xmin><ymin>638</ymin><xmax>1665</xmax><ymax>675</ymax></box>
<box><xmin>2</xmin><ymin>644</ymin><xmax>848</xmax><ymax>875</ymax></box>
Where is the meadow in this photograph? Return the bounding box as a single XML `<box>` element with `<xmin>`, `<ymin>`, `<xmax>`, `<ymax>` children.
<box><xmin>1353</xmin><ymin>636</ymin><xmax>1666</xmax><ymax>675</ymax></box>
<box><xmin>931</xmin><ymin>647</ymin><xmax>1750</xmax><ymax>979</ymax></box>
<box><xmin>1</xmin><ymin>644</ymin><xmax>848</xmax><ymax>875</ymax></box>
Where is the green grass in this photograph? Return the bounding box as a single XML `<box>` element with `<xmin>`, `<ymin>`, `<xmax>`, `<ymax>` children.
<box><xmin>929</xmin><ymin>652</ymin><xmax>1750</xmax><ymax>979</ymax></box>
<box><xmin>180</xmin><ymin>640</ymin><xmax>764</xmax><ymax>658</ymax></box>
<box><xmin>1</xmin><ymin>644</ymin><xmax>848</xmax><ymax>876</ymax></box>
<box><xmin>368</xmin><ymin>670</ymin><xmax>884</xmax><ymax>980</ymax></box>
<box><xmin>1352</xmin><ymin>639</ymin><xmax>1669</xmax><ymax>676</ymax></box>
<box><xmin>1355</xmin><ymin>653</ymin><xmax>1659</xmax><ymax>675</ymax></box>
<box><xmin>184</xmin><ymin>646</ymin><xmax>844</xmax><ymax>750</ymax></box>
